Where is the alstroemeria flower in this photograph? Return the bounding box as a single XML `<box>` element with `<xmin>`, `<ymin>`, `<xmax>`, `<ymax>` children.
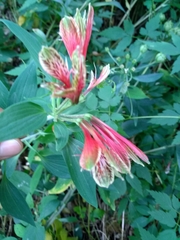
<box><xmin>60</xmin><ymin>4</ymin><xmax>94</xmax><ymax>58</ymax></box>
<box><xmin>79</xmin><ymin>116</ymin><xmax>149</xmax><ymax>188</ymax></box>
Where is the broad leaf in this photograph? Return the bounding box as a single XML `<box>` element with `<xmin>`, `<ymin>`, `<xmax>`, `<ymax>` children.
<box><xmin>62</xmin><ymin>138</ymin><xmax>97</xmax><ymax>207</ymax></box>
<box><xmin>133</xmin><ymin>73</ymin><xmax>163</xmax><ymax>83</ymax></box>
<box><xmin>8</xmin><ymin>62</ymin><xmax>37</xmax><ymax>105</ymax></box>
<box><xmin>138</xmin><ymin>227</ymin><xmax>157</xmax><ymax>240</ymax></box>
<box><xmin>0</xmin><ymin>19</ymin><xmax>41</xmax><ymax>67</ymax></box>
<box><xmin>149</xmin><ymin>210</ymin><xmax>176</xmax><ymax>227</ymax></box>
<box><xmin>0</xmin><ymin>176</ymin><xmax>34</xmax><ymax>225</ymax></box>
<box><xmin>0</xmin><ymin>101</ymin><xmax>47</xmax><ymax>141</ymax></box>
<box><xmin>126</xmin><ymin>175</ymin><xmax>143</xmax><ymax>195</ymax></box>
<box><xmin>149</xmin><ymin>190</ymin><xmax>172</xmax><ymax>211</ymax></box>
<box><xmin>41</xmin><ymin>155</ymin><xmax>70</xmax><ymax>179</ymax></box>
<box><xmin>127</xmin><ymin>87</ymin><xmax>148</xmax><ymax>99</ymax></box>
<box><xmin>0</xmin><ymin>81</ymin><xmax>9</xmax><ymax>108</ymax></box>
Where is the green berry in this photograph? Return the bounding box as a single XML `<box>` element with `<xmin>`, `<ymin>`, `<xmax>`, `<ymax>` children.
<box><xmin>164</xmin><ymin>20</ymin><xmax>173</xmax><ymax>32</ymax></box>
<box><xmin>140</xmin><ymin>44</ymin><xmax>148</xmax><ymax>53</ymax></box>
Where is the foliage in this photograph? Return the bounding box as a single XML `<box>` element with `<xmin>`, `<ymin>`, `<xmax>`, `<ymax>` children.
<box><xmin>1</xmin><ymin>0</ymin><xmax>180</xmax><ymax>239</ymax></box>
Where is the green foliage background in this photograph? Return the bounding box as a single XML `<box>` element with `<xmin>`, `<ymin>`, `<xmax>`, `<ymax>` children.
<box><xmin>1</xmin><ymin>0</ymin><xmax>180</xmax><ymax>239</ymax></box>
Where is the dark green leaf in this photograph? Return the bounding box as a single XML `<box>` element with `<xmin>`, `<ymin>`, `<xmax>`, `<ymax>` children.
<box><xmin>172</xmin><ymin>195</ymin><xmax>180</xmax><ymax>210</ymax></box>
<box><xmin>124</xmin><ymin>19</ymin><xmax>134</xmax><ymax>36</ymax></box>
<box><xmin>157</xmin><ymin>229</ymin><xmax>177</xmax><ymax>240</ymax></box>
<box><xmin>0</xmin><ymin>102</ymin><xmax>47</xmax><ymax>141</ymax></box>
<box><xmin>135</xmin><ymin>165</ymin><xmax>152</xmax><ymax>185</ymax></box>
<box><xmin>127</xmin><ymin>87</ymin><xmax>148</xmax><ymax>99</ymax></box>
<box><xmin>8</xmin><ymin>62</ymin><xmax>37</xmax><ymax>105</ymax></box>
<box><xmin>0</xmin><ymin>19</ymin><xmax>41</xmax><ymax>67</ymax></box>
<box><xmin>54</xmin><ymin>121</ymin><xmax>69</xmax><ymax>150</ymax></box>
<box><xmin>171</xmin><ymin>55</ymin><xmax>180</xmax><ymax>74</ymax></box>
<box><xmin>0</xmin><ymin>81</ymin><xmax>9</xmax><ymax>108</ymax></box>
<box><xmin>93</xmin><ymin>1</ymin><xmax>124</xmax><ymax>11</ymax></box>
<box><xmin>22</xmin><ymin>224</ymin><xmax>45</xmax><ymax>240</ymax></box>
<box><xmin>30</xmin><ymin>164</ymin><xmax>44</xmax><ymax>194</ymax></box>
<box><xmin>62</xmin><ymin>138</ymin><xmax>97</xmax><ymax>207</ymax></box>
<box><xmin>41</xmin><ymin>155</ymin><xmax>70</xmax><ymax>179</ymax></box>
<box><xmin>99</xmin><ymin>27</ymin><xmax>125</xmax><ymax>40</ymax></box>
<box><xmin>0</xmin><ymin>176</ymin><xmax>34</xmax><ymax>226</ymax></box>
<box><xmin>149</xmin><ymin>109</ymin><xmax>179</xmax><ymax>126</ymax></box>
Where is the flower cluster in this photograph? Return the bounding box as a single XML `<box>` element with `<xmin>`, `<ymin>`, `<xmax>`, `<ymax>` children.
<box><xmin>39</xmin><ymin>4</ymin><xmax>110</xmax><ymax>103</ymax></box>
<box><xmin>39</xmin><ymin>4</ymin><xmax>149</xmax><ymax>188</ymax></box>
<box><xmin>79</xmin><ymin>116</ymin><xmax>149</xmax><ymax>188</ymax></box>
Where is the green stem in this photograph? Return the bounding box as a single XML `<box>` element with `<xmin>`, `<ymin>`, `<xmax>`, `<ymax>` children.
<box><xmin>45</xmin><ymin>186</ymin><xmax>76</xmax><ymax>229</ymax></box>
<box><xmin>129</xmin><ymin>115</ymin><xmax>180</xmax><ymax>120</ymax></box>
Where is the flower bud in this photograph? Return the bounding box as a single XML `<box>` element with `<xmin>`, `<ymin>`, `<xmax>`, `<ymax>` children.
<box><xmin>140</xmin><ymin>44</ymin><xmax>147</xmax><ymax>53</ymax></box>
<box><xmin>164</xmin><ymin>20</ymin><xmax>173</xmax><ymax>32</ymax></box>
<box><xmin>105</xmin><ymin>47</ymin><xmax>109</xmax><ymax>52</ymax></box>
<box><xmin>125</xmin><ymin>53</ymin><xmax>130</xmax><ymax>60</ymax></box>
<box><xmin>159</xmin><ymin>13</ymin><xmax>166</xmax><ymax>22</ymax></box>
<box><xmin>132</xmin><ymin>59</ymin><xmax>137</xmax><ymax>64</ymax></box>
<box><xmin>155</xmin><ymin>53</ymin><xmax>166</xmax><ymax>63</ymax></box>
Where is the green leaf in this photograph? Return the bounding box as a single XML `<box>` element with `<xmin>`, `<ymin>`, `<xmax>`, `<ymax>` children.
<box><xmin>149</xmin><ymin>210</ymin><xmax>176</xmax><ymax>227</ymax></box>
<box><xmin>0</xmin><ymin>102</ymin><xmax>47</xmax><ymax>141</ymax></box>
<box><xmin>124</xmin><ymin>19</ymin><xmax>134</xmax><ymax>36</ymax></box>
<box><xmin>5</xmin><ymin>64</ymin><xmax>27</xmax><ymax>76</ymax></box>
<box><xmin>38</xmin><ymin>196</ymin><xmax>59</xmax><ymax>221</ymax></box>
<box><xmin>110</xmin><ymin>95</ymin><xmax>121</xmax><ymax>106</ymax></box>
<box><xmin>171</xmin><ymin>55</ymin><xmax>180</xmax><ymax>74</ymax></box>
<box><xmin>172</xmin><ymin>132</ymin><xmax>180</xmax><ymax>145</ymax></box>
<box><xmin>62</xmin><ymin>138</ymin><xmax>97</xmax><ymax>207</ymax></box>
<box><xmin>112</xmin><ymin>35</ymin><xmax>132</xmax><ymax>55</ymax></box>
<box><xmin>8</xmin><ymin>62</ymin><xmax>37</xmax><ymax>105</ymax></box>
<box><xmin>14</xmin><ymin>224</ymin><xmax>26</xmax><ymax>238</ymax></box>
<box><xmin>127</xmin><ymin>87</ymin><xmax>148</xmax><ymax>99</ymax></box>
<box><xmin>133</xmin><ymin>73</ymin><xmax>163</xmax><ymax>83</ymax></box>
<box><xmin>111</xmin><ymin>112</ymin><xmax>124</xmax><ymax>121</ymax></box>
<box><xmin>149</xmin><ymin>109</ymin><xmax>179</xmax><ymax>126</ymax></box>
<box><xmin>172</xmin><ymin>195</ymin><xmax>180</xmax><ymax>210</ymax></box>
<box><xmin>0</xmin><ymin>81</ymin><xmax>9</xmax><ymax>108</ymax></box>
<box><xmin>30</xmin><ymin>164</ymin><xmax>43</xmax><ymax>194</ymax></box>
<box><xmin>0</xmin><ymin>19</ymin><xmax>41</xmax><ymax>67</ymax></box>
<box><xmin>149</xmin><ymin>190</ymin><xmax>172</xmax><ymax>211</ymax></box>
<box><xmin>54</xmin><ymin>121</ymin><xmax>69</xmax><ymax>151</ymax></box>
<box><xmin>93</xmin><ymin>1</ymin><xmax>125</xmax><ymax>11</ymax></box>
<box><xmin>135</xmin><ymin>165</ymin><xmax>152</xmax><ymax>185</ymax></box>
<box><xmin>85</xmin><ymin>92</ymin><xmax>98</xmax><ymax>110</ymax></box>
<box><xmin>0</xmin><ymin>176</ymin><xmax>34</xmax><ymax>226</ymax></box>
<box><xmin>18</xmin><ymin>0</ymin><xmax>37</xmax><ymax>13</ymax></box>
<box><xmin>98</xmin><ymin>178</ymin><xmax>126</xmax><ymax>210</ymax></box>
<box><xmin>157</xmin><ymin>229</ymin><xmax>177</xmax><ymax>240</ymax></box>
<box><xmin>22</xmin><ymin>224</ymin><xmax>45</xmax><ymax>240</ymax></box>
<box><xmin>98</xmin><ymin>85</ymin><xmax>113</xmax><ymax>101</ymax></box>
<box><xmin>41</xmin><ymin>155</ymin><xmax>70</xmax><ymax>179</ymax></box>
<box><xmin>138</xmin><ymin>227</ymin><xmax>157</xmax><ymax>240</ymax></box>
<box><xmin>10</xmin><ymin>171</ymin><xmax>31</xmax><ymax>195</ymax></box>
<box><xmin>141</xmin><ymin>40</ymin><xmax>180</xmax><ymax>55</ymax></box>
<box><xmin>99</xmin><ymin>27</ymin><xmax>125</xmax><ymax>40</ymax></box>
<box><xmin>126</xmin><ymin>175</ymin><xmax>143</xmax><ymax>195</ymax></box>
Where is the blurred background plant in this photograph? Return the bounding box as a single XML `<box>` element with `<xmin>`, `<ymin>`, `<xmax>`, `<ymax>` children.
<box><xmin>1</xmin><ymin>0</ymin><xmax>180</xmax><ymax>239</ymax></box>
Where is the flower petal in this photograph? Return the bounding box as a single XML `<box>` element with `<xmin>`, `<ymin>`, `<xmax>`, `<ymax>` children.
<box><xmin>92</xmin><ymin>155</ymin><xmax>114</xmax><ymax>188</ymax></box>
<box><xmin>39</xmin><ymin>46</ymin><xmax>71</xmax><ymax>88</ymax></box>
<box><xmin>80</xmin><ymin>123</ymin><xmax>101</xmax><ymax>170</ymax></box>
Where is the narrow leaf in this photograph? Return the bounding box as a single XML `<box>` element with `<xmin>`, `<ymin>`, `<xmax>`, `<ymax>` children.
<box><xmin>0</xmin><ymin>81</ymin><xmax>9</xmax><ymax>108</ymax></box>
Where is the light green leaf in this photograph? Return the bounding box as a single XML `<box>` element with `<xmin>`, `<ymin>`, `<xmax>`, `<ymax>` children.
<box><xmin>0</xmin><ymin>176</ymin><xmax>35</xmax><ymax>226</ymax></box>
<box><xmin>8</xmin><ymin>62</ymin><xmax>37</xmax><ymax>105</ymax></box>
<box><xmin>127</xmin><ymin>87</ymin><xmax>148</xmax><ymax>99</ymax></box>
<box><xmin>126</xmin><ymin>175</ymin><xmax>143</xmax><ymax>195</ymax></box>
<box><xmin>0</xmin><ymin>102</ymin><xmax>47</xmax><ymax>141</ymax></box>
<box><xmin>5</xmin><ymin>64</ymin><xmax>27</xmax><ymax>76</ymax></box>
<box><xmin>149</xmin><ymin>210</ymin><xmax>176</xmax><ymax>227</ymax></box>
<box><xmin>62</xmin><ymin>138</ymin><xmax>97</xmax><ymax>207</ymax></box>
<box><xmin>14</xmin><ymin>224</ymin><xmax>26</xmax><ymax>238</ymax></box>
<box><xmin>9</xmin><ymin>171</ymin><xmax>31</xmax><ymax>195</ymax></box>
<box><xmin>41</xmin><ymin>155</ymin><xmax>70</xmax><ymax>179</ymax></box>
<box><xmin>138</xmin><ymin>227</ymin><xmax>157</xmax><ymax>240</ymax></box>
<box><xmin>111</xmin><ymin>112</ymin><xmax>124</xmax><ymax>121</ymax></box>
<box><xmin>149</xmin><ymin>190</ymin><xmax>172</xmax><ymax>211</ymax></box>
<box><xmin>124</xmin><ymin>19</ymin><xmax>134</xmax><ymax>36</ymax></box>
<box><xmin>98</xmin><ymin>85</ymin><xmax>113</xmax><ymax>101</ymax></box>
<box><xmin>85</xmin><ymin>92</ymin><xmax>98</xmax><ymax>110</ymax></box>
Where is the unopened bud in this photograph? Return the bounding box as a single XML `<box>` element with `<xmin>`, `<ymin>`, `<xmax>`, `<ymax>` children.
<box><xmin>131</xmin><ymin>67</ymin><xmax>136</xmax><ymax>72</ymax></box>
<box><xmin>105</xmin><ymin>47</ymin><xmax>109</xmax><ymax>52</ymax></box>
<box><xmin>132</xmin><ymin>59</ymin><xmax>137</xmax><ymax>64</ymax></box>
<box><xmin>164</xmin><ymin>20</ymin><xmax>173</xmax><ymax>32</ymax></box>
<box><xmin>159</xmin><ymin>13</ymin><xmax>166</xmax><ymax>22</ymax></box>
<box><xmin>125</xmin><ymin>53</ymin><xmax>130</xmax><ymax>60</ymax></box>
<box><xmin>155</xmin><ymin>53</ymin><xmax>166</xmax><ymax>63</ymax></box>
<box><xmin>140</xmin><ymin>44</ymin><xmax>147</xmax><ymax>53</ymax></box>
<box><xmin>120</xmin><ymin>64</ymin><xmax>124</xmax><ymax>69</ymax></box>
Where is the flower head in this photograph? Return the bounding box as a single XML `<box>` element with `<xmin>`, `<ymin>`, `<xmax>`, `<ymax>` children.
<box><xmin>79</xmin><ymin>116</ymin><xmax>149</xmax><ymax>188</ymax></box>
<box><xmin>60</xmin><ymin>4</ymin><xmax>94</xmax><ymax>58</ymax></box>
